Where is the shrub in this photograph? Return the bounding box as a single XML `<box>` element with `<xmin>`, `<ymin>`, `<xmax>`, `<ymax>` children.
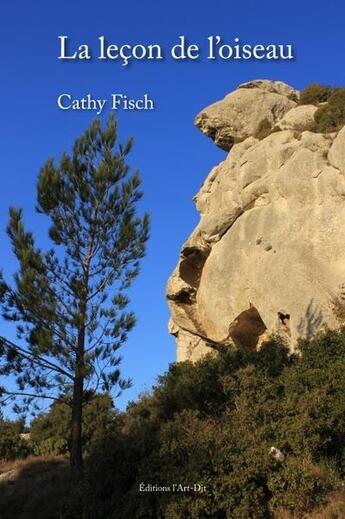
<box><xmin>278</xmin><ymin>329</ymin><xmax>345</xmax><ymax>464</ymax></box>
<box><xmin>80</xmin><ymin>331</ymin><xmax>345</xmax><ymax>518</ymax></box>
<box><xmin>268</xmin><ymin>457</ymin><xmax>339</xmax><ymax>514</ymax></box>
<box><xmin>30</xmin><ymin>404</ymin><xmax>70</xmax><ymax>456</ymax></box>
<box><xmin>314</xmin><ymin>88</ymin><xmax>345</xmax><ymax>132</ymax></box>
<box><xmin>2</xmin><ymin>329</ymin><xmax>345</xmax><ymax>518</ymax></box>
<box><xmin>30</xmin><ymin>393</ymin><xmax>117</xmax><ymax>457</ymax></box>
<box><xmin>299</xmin><ymin>83</ymin><xmax>333</xmax><ymax>105</ymax></box>
<box><xmin>0</xmin><ymin>418</ymin><xmax>31</xmax><ymax>461</ymax></box>
<box><xmin>298</xmin><ymin>83</ymin><xmax>345</xmax><ymax>132</ymax></box>
<box><xmin>80</xmin><ymin>340</ymin><xmax>286</xmax><ymax>518</ymax></box>
<box><xmin>32</xmin><ymin>437</ymin><xmax>68</xmax><ymax>457</ymax></box>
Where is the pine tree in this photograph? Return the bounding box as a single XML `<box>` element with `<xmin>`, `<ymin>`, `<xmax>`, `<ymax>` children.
<box><xmin>0</xmin><ymin>115</ymin><xmax>149</xmax><ymax>473</ymax></box>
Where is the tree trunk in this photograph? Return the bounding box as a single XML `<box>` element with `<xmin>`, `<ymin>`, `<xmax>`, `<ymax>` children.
<box><xmin>70</xmin><ymin>326</ymin><xmax>85</xmax><ymax>476</ymax></box>
<box><xmin>70</xmin><ymin>368</ymin><xmax>84</xmax><ymax>475</ymax></box>
<box><xmin>70</xmin><ymin>249</ymin><xmax>90</xmax><ymax>475</ymax></box>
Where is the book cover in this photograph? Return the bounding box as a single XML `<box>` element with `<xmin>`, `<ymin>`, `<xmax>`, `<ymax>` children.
<box><xmin>1</xmin><ymin>1</ymin><xmax>345</xmax><ymax>517</ymax></box>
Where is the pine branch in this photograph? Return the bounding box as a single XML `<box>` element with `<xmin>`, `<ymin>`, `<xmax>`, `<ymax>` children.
<box><xmin>1</xmin><ymin>390</ymin><xmax>66</xmax><ymax>403</ymax></box>
<box><xmin>0</xmin><ymin>336</ymin><xmax>73</xmax><ymax>380</ymax></box>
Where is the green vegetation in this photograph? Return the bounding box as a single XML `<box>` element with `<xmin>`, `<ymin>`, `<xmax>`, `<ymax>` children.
<box><xmin>0</xmin><ymin>116</ymin><xmax>150</xmax><ymax>474</ymax></box>
<box><xmin>2</xmin><ymin>329</ymin><xmax>345</xmax><ymax>518</ymax></box>
<box><xmin>314</xmin><ymin>89</ymin><xmax>345</xmax><ymax>132</ymax></box>
<box><xmin>0</xmin><ymin>416</ymin><xmax>30</xmax><ymax>461</ymax></box>
<box><xmin>299</xmin><ymin>83</ymin><xmax>345</xmax><ymax>132</ymax></box>
<box><xmin>299</xmin><ymin>83</ymin><xmax>333</xmax><ymax>105</ymax></box>
<box><xmin>30</xmin><ymin>394</ymin><xmax>116</xmax><ymax>456</ymax></box>
<box><xmin>81</xmin><ymin>330</ymin><xmax>345</xmax><ymax>519</ymax></box>
<box><xmin>254</xmin><ymin>83</ymin><xmax>345</xmax><ymax>139</ymax></box>
<box><xmin>255</xmin><ymin>119</ymin><xmax>281</xmax><ymax>140</ymax></box>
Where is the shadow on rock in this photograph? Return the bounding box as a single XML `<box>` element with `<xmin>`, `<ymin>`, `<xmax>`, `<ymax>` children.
<box><xmin>297</xmin><ymin>299</ymin><xmax>325</xmax><ymax>341</ymax></box>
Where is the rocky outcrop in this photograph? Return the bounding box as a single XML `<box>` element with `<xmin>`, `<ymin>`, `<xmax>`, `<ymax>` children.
<box><xmin>195</xmin><ymin>80</ymin><xmax>297</xmax><ymax>150</ymax></box>
<box><xmin>277</xmin><ymin>105</ymin><xmax>317</xmax><ymax>131</ymax></box>
<box><xmin>167</xmin><ymin>80</ymin><xmax>345</xmax><ymax>362</ymax></box>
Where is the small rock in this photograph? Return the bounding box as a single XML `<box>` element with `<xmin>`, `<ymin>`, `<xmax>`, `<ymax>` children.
<box><xmin>269</xmin><ymin>446</ymin><xmax>285</xmax><ymax>463</ymax></box>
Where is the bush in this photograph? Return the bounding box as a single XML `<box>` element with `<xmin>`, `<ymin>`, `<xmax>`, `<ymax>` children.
<box><xmin>279</xmin><ymin>329</ymin><xmax>345</xmax><ymax>463</ymax></box>
<box><xmin>0</xmin><ymin>418</ymin><xmax>31</xmax><ymax>461</ymax></box>
<box><xmin>30</xmin><ymin>393</ymin><xmax>117</xmax><ymax>457</ymax></box>
<box><xmin>30</xmin><ymin>404</ymin><xmax>70</xmax><ymax>456</ymax></box>
<box><xmin>268</xmin><ymin>457</ymin><xmax>339</xmax><ymax>514</ymax></box>
<box><xmin>299</xmin><ymin>83</ymin><xmax>333</xmax><ymax>105</ymax></box>
<box><xmin>2</xmin><ymin>329</ymin><xmax>345</xmax><ymax>518</ymax></box>
<box><xmin>80</xmin><ymin>331</ymin><xmax>345</xmax><ymax>518</ymax></box>
<box><xmin>314</xmin><ymin>88</ymin><xmax>345</xmax><ymax>132</ymax></box>
<box><xmin>298</xmin><ymin>83</ymin><xmax>345</xmax><ymax>132</ymax></box>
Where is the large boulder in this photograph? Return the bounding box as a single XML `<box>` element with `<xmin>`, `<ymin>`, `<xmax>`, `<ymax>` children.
<box><xmin>195</xmin><ymin>79</ymin><xmax>297</xmax><ymax>150</ymax></box>
<box><xmin>167</xmin><ymin>80</ymin><xmax>345</xmax><ymax>361</ymax></box>
<box><xmin>277</xmin><ymin>105</ymin><xmax>317</xmax><ymax>131</ymax></box>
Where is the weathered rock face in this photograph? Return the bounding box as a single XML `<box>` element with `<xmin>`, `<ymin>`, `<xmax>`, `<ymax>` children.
<box><xmin>167</xmin><ymin>80</ymin><xmax>345</xmax><ymax>362</ymax></box>
<box><xmin>195</xmin><ymin>80</ymin><xmax>297</xmax><ymax>150</ymax></box>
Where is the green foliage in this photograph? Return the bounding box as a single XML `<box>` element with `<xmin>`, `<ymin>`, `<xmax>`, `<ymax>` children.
<box><xmin>0</xmin><ymin>417</ymin><xmax>31</xmax><ymax>460</ymax></box>
<box><xmin>30</xmin><ymin>394</ymin><xmax>116</xmax><ymax>456</ymax></box>
<box><xmin>299</xmin><ymin>83</ymin><xmax>333</xmax><ymax>105</ymax></box>
<box><xmin>314</xmin><ymin>88</ymin><xmax>345</xmax><ymax>132</ymax></box>
<box><xmin>0</xmin><ymin>115</ymin><xmax>150</xmax><ymax>470</ymax></box>
<box><xmin>0</xmin><ymin>116</ymin><xmax>150</xmax><ymax>411</ymax></box>
<box><xmin>32</xmin><ymin>437</ymin><xmax>68</xmax><ymax>457</ymax></box>
<box><xmin>268</xmin><ymin>457</ymin><xmax>339</xmax><ymax>514</ymax></box>
<box><xmin>78</xmin><ymin>330</ymin><xmax>345</xmax><ymax>518</ymax></box>
<box><xmin>279</xmin><ymin>329</ymin><xmax>345</xmax><ymax>463</ymax></box>
<box><xmin>2</xmin><ymin>329</ymin><xmax>345</xmax><ymax>517</ymax></box>
<box><xmin>299</xmin><ymin>83</ymin><xmax>345</xmax><ymax>132</ymax></box>
<box><xmin>254</xmin><ymin>120</ymin><xmax>282</xmax><ymax>141</ymax></box>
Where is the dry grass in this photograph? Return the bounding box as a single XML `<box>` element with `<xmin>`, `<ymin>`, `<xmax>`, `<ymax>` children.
<box><xmin>0</xmin><ymin>455</ymin><xmax>71</xmax><ymax>519</ymax></box>
<box><xmin>274</xmin><ymin>490</ymin><xmax>345</xmax><ymax>519</ymax></box>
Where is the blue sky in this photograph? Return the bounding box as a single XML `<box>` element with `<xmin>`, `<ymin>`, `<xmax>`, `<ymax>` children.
<box><xmin>1</xmin><ymin>0</ymin><xmax>345</xmax><ymax>413</ymax></box>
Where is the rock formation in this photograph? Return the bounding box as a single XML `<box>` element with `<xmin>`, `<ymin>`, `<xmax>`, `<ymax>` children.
<box><xmin>167</xmin><ymin>79</ymin><xmax>345</xmax><ymax>362</ymax></box>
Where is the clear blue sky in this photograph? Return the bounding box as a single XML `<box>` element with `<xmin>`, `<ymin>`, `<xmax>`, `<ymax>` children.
<box><xmin>1</xmin><ymin>0</ymin><xmax>345</xmax><ymax>412</ymax></box>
